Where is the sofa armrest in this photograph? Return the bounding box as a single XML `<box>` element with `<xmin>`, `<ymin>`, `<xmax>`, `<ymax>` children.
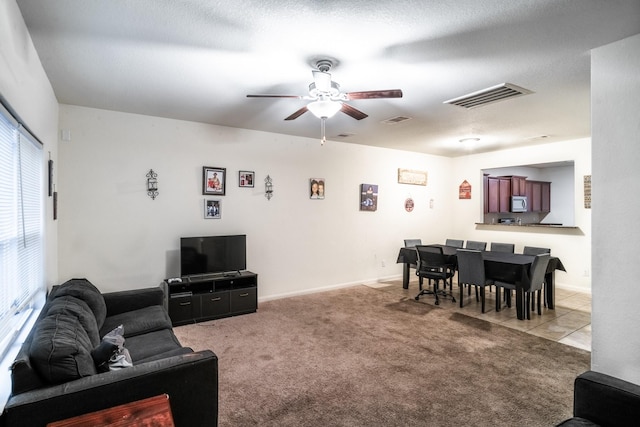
<box><xmin>573</xmin><ymin>370</ymin><xmax>640</xmax><ymax>426</ymax></box>
<box><xmin>102</xmin><ymin>286</ymin><xmax>165</xmax><ymax>316</ymax></box>
<box><xmin>1</xmin><ymin>350</ymin><xmax>218</xmax><ymax>427</ymax></box>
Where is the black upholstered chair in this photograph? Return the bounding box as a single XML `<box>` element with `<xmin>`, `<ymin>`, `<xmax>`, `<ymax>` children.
<box><xmin>445</xmin><ymin>239</ymin><xmax>464</xmax><ymax>248</ymax></box>
<box><xmin>494</xmin><ymin>253</ymin><xmax>551</xmax><ymax>319</ymax></box>
<box><xmin>523</xmin><ymin>246</ymin><xmax>550</xmax><ymax>255</ymax></box>
<box><xmin>490</xmin><ymin>242</ymin><xmax>515</xmax><ymax>253</ymax></box>
<box><xmin>465</xmin><ymin>240</ymin><xmax>487</xmax><ymax>251</ymax></box>
<box><xmin>456</xmin><ymin>249</ymin><xmax>493</xmax><ymax>313</ymax></box>
<box><xmin>414</xmin><ymin>245</ymin><xmax>456</xmax><ymax>305</ymax></box>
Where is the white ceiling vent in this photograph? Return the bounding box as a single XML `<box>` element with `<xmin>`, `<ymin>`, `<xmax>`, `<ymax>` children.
<box><xmin>444</xmin><ymin>83</ymin><xmax>533</xmax><ymax>109</ymax></box>
<box><xmin>381</xmin><ymin>116</ymin><xmax>412</xmax><ymax>125</ymax></box>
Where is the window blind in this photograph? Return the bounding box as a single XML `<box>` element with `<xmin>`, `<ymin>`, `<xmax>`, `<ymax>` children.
<box><xmin>0</xmin><ymin>104</ymin><xmax>44</xmax><ymax>356</ymax></box>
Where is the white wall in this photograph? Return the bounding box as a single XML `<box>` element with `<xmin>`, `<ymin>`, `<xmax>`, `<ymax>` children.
<box><xmin>58</xmin><ymin>104</ymin><xmax>592</xmax><ymax>299</ymax></box>
<box><xmin>57</xmin><ymin>105</ymin><xmax>457</xmax><ymax>297</ymax></box>
<box><xmin>450</xmin><ymin>139</ymin><xmax>592</xmax><ymax>292</ymax></box>
<box><xmin>0</xmin><ymin>0</ymin><xmax>59</xmax><ymax>287</ymax></box>
<box><xmin>591</xmin><ymin>33</ymin><xmax>640</xmax><ymax>384</ymax></box>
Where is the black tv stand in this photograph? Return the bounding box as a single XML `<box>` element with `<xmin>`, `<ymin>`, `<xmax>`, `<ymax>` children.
<box><xmin>166</xmin><ymin>271</ymin><xmax>257</xmax><ymax>326</ymax></box>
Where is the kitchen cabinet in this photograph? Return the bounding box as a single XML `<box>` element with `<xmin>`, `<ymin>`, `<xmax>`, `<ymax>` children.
<box><xmin>525</xmin><ymin>180</ymin><xmax>551</xmax><ymax>213</ymax></box>
<box><xmin>485</xmin><ymin>175</ymin><xmax>551</xmax><ymax>214</ymax></box>
<box><xmin>486</xmin><ymin>176</ymin><xmax>511</xmax><ymax>213</ymax></box>
<box><xmin>501</xmin><ymin>175</ymin><xmax>527</xmax><ymax>196</ymax></box>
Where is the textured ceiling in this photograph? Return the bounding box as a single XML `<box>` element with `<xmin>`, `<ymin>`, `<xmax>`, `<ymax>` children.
<box><xmin>16</xmin><ymin>0</ymin><xmax>640</xmax><ymax>156</ymax></box>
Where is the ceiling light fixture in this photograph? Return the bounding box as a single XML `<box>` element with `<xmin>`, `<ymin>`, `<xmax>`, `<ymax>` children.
<box><xmin>307</xmin><ymin>99</ymin><xmax>342</xmax><ymax>146</ymax></box>
<box><xmin>306</xmin><ymin>100</ymin><xmax>342</xmax><ymax>119</ymax></box>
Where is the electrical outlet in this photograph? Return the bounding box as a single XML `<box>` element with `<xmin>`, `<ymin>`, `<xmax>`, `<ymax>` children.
<box><xmin>583</xmin><ymin>269</ymin><xmax>589</xmax><ymax>277</ymax></box>
<box><xmin>381</xmin><ymin>259</ymin><xmax>386</xmax><ymax>267</ymax></box>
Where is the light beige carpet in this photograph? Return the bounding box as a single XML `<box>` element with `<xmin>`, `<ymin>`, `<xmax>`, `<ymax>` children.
<box><xmin>174</xmin><ymin>285</ymin><xmax>589</xmax><ymax>426</ymax></box>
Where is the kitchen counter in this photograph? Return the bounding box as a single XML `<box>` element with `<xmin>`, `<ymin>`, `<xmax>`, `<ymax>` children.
<box><xmin>475</xmin><ymin>222</ymin><xmax>580</xmax><ymax>230</ymax></box>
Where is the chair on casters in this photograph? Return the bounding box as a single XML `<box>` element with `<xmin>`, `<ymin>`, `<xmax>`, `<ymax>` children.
<box><xmin>490</xmin><ymin>242</ymin><xmax>515</xmax><ymax>253</ymax></box>
<box><xmin>465</xmin><ymin>240</ymin><xmax>487</xmax><ymax>251</ymax></box>
<box><xmin>445</xmin><ymin>239</ymin><xmax>464</xmax><ymax>248</ymax></box>
<box><xmin>414</xmin><ymin>245</ymin><xmax>456</xmax><ymax>305</ymax></box>
<box><xmin>456</xmin><ymin>249</ymin><xmax>493</xmax><ymax>313</ymax></box>
<box><xmin>494</xmin><ymin>253</ymin><xmax>550</xmax><ymax>319</ymax></box>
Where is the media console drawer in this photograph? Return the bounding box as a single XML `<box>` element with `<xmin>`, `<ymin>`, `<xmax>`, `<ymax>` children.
<box><xmin>167</xmin><ymin>271</ymin><xmax>257</xmax><ymax>326</ymax></box>
<box><xmin>230</xmin><ymin>287</ymin><xmax>257</xmax><ymax>314</ymax></box>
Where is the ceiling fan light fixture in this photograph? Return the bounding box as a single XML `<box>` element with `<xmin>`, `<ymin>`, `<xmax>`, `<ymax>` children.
<box><xmin>307</xmin><ymin>100</ymin><xmax>342</xmax><ymax>119</ymax></box>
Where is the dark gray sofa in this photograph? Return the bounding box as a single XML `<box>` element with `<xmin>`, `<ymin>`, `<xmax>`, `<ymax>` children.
<box><xmin>556</xmin><ymin>370</ymin><xmax>640</xmax><ymax>426</ymax></box>
<box><xmin>0</xmin><ymin>278</ymin><xmax>218</xmax><ymax>427</ymax></box>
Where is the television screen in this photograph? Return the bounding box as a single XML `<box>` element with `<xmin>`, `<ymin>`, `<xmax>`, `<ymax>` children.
<box><xmin>180</xmin><ymin>235</ymin><xmax>246</xmax><ymax>276</ymax></box>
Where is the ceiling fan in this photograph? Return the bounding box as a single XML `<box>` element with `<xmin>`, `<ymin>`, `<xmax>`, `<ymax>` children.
<box><xmin>246</xmin><ymin>59</ymin><xmax>403</xmax><ymax>144</ymax></box>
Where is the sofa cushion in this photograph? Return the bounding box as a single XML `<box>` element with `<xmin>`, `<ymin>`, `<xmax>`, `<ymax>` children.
<box><xmin>100</xmin><ymin>305</ymin><xmax>172</xmax><ymax>338</ymax></box>
<box><xmin>29</xmin><ymin>313</ymin><xmax>97</xmax><ymax>384</ymax></box>
<box><xmin>43</xmin><ymin>295</ymin><xmax>101</xmax><ymax>347</ymax></box>
<box><xmin>50</xmin><ymin>278</ymin><xmax>107</xmax><ymax>329</ymax></box>
<box><xmin>124</xmin><ymin>328</ymin><xmax>183</xmax><ymax>362</ymax></box>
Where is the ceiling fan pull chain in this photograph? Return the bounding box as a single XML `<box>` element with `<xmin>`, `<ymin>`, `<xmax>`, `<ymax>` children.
<box><xmin>321</xmin><ymin>117</ymin><xmax>326</xmax><ymax>146</ymax></box>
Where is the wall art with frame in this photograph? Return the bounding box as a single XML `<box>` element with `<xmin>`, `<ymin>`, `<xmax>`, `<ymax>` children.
<box><xmin>203</xmin><ymin>166</ymin><xmax>226</xmax><ymax>195</ymax></box>
<box><xmin>239</xmin><ymin>170</ymin><xmax>255</xmax><ymax>188</ymax></box>
<box><xmin>360</xmin><ymin>183</ymin><xmax>378</xmax><ymax>211</ymax></box>
<box><xmin>204</xmin><ymin>199</ymin><xmax>221</xmax><ymax>219</ymax></box>
<box><xmin>310</xmin><ymin>178</ymin><xmax>325</xmax><ymax>199</ymax></box>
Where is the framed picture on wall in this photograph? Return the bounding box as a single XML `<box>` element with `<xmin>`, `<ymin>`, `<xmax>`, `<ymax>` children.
<box><xmin>360</xmin><ymin>184</ymin><xmax>378</xmax><ymax>211</ymax></box>
<box><xmin>204</xmin><ymin>199</ymin><xmax>221</xmax><ymax>219</ymax></box>
<box><xmin>310</xmin><ymin>178</ymin><xmax>325</xmax><ymax>199</ymax></box>
<box><xmin>203</xmin><ymin>166</ymin><xmax>226</xmax><ymax>195</ymax></box>
<box><xmin>239</xmin><ymin>170</ymin><xmax>255</xmax><ymax>188</ymax></box>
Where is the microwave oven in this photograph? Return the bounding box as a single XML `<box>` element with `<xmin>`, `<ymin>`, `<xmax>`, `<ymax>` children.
<box><xmin>511</xmin><ymin>196</ymin><xmax>528</xmax><ymax>212</ymax></box>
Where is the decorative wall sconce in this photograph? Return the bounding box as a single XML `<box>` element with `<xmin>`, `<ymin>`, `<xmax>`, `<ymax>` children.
<box><xmin>146</xmin><ymin>169</ymin><xmax>158</xmax><ymax>200</ymax></box>
<box><xmin>265</xmin><ymin>175</ymin><xmax>273</xmax><ymax>200</ymax></box>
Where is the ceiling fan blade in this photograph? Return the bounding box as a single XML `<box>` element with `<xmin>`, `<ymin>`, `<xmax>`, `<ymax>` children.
<box><xmin>341</xmin><ymin>103</ymin><xmax>368</xmax><ymax>120</ymax></box>
<box><xmin>345</xmin><ymin>89</ymin><xmax>403</xmax><ymax>100</ymax></box>
<box><xmin>246</xmin><ymin>94</ymin><xmax>304</xmax><ymax>99</ymax></box>
<box><xmin>284</xmin><ymin>106</ymin><xmax>309</xmax><ymax>121</ymax></box>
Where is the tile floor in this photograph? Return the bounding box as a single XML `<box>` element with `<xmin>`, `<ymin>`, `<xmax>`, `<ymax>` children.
<box><xmin>372</xmin><ymin>277</ymin><xmax>592</xmax><ymax>352</ymax></box>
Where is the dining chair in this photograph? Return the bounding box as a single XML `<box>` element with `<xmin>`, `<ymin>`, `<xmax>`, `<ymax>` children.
<box><xmin>445</xmin><ymin>239</ymin><xmax>464</xmax><ymax>248</ymax></box>
<box><xmin>490</xmin><ymin>242</ymin><xmax>515</xmax><ymax>253</ymax></box>
<box><xmin>403</xmin><ymin>239</ymin><xmax>422</xmax><ymax>248</ymax></box>
<box><xmin>494</xmin><ymin>253</ymin><xmax>551</xmax><ymax>319</ymax></box>
<box><xmin>465</xmin><ymin>240</ymin><xmax>487</xmax><ymax>251</ymax></box>
<box><xmin>403</xmin><ymin>239</ymin><xmax>422</xmax><ymax>278</ymax></box>
<box><xmin>522</xmin><ymin>246</ymin><xmax>551</xmax><ymax>310</ymax></box>
<box><xmin>414</xmin><ymin>245</ymin><xmax>456</xmax><ymax>305</ymax></box>
<box><xmin>456</xmin><ymin>249</ymin><xmax>493</xmax><ymax>313</ymax></box>
<box><xmin>523</xmin><ymin>246</ymin><xmax>550</xmax><ymax>255</ymax></box>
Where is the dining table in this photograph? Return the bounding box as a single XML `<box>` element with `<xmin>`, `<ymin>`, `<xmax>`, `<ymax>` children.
<box><xmin>396</xmin><ymin>244</ymin><xmax>566</xmax><ymax>319</ymax></box>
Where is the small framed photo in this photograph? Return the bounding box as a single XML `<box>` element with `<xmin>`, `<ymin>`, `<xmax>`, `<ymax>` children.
<box><xmin>310</xmin><ymin>178</ymin><xmax>325</xmax><ymax>199</ymax></box>
<box><xmin>360</xmin><ymin>183</ymin><xmax>378</xmax><ymax>211</ymax></box>
<box><xmin>239</xmin><ymin>170</ymin><xmax>255</xmax><ymax>188</ymax></box>
<box><xmin>203</xmin><ymin>166</ymin><xmax>226</xmax><ymax>195</ymax></box>
<box><xmin>205</xmin><ymin>199</ymin><xmax>221</xmax><ymax>219</ymax></box>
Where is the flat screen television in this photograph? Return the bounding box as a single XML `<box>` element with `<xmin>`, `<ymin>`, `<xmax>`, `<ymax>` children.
<box><xmin>180</xmin><ymin>234</ymin><xmax>246</xmax><ymax>276</ymax></box>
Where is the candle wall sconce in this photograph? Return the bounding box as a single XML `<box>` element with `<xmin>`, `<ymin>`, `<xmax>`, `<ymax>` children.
<box><xmin>265</xmin><ymin>175</ymin><xmax>273</xmax><ymax>200</ymax></box>
<box><xmin>146</xmin><ymin>169</ymin><xmax>158</xmax><ymax>200</ymax></box>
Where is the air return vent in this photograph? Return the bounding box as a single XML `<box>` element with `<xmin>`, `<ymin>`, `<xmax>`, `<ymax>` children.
<box><xmin>443</xmin><ymin>83</ymin><xmax>533</xmax><ymax>109</ymax></box>
<box><xmin>381</xmin><ymin>116</ymin><xmax>412</xmax><ymax>125</ymax></box>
